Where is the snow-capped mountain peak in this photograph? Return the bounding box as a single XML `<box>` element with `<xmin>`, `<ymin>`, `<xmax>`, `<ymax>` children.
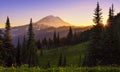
<box><xmin>35</xmin><ymin>15</ymin><xmax>71</xmax><ymax>27</ymax></box>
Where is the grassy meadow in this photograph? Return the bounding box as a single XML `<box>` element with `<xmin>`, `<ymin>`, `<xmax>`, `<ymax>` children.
<box><xmin>0</xmin><ymin>41</ymin><xmax>119</xmax><ymax>72</ymax></box>
<box><xmin>38</xmin><ymin>41</ymin><xmax>90</xmax><ymax>67</ymax></box>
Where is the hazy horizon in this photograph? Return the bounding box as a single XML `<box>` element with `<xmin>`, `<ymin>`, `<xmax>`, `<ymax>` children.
<box><xmin>0</xmin><ymin>0</ymin><xmax>120</xmax><ymax>28</ymax></box>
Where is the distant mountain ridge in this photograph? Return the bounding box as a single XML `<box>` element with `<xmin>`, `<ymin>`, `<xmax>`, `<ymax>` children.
<box><xmin>1</xmin><ymin>15</ymin><xmax>91</xmax><ymax>45</ymax></box>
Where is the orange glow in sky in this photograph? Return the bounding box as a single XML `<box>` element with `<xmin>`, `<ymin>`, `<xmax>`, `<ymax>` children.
<box><xmin>0</xmin><ymin>0</ymin><xmax>120</xmax><ymax>28</ymax></box>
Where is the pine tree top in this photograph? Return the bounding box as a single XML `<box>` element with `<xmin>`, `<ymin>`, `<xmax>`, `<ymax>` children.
<box><xmin>6</xmin><ymin>16</ymin><xmax>10</xmax><ymax>30</ymax></box>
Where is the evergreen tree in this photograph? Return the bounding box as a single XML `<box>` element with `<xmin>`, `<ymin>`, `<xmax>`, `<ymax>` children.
<box><xmin>73</xmin><ymin>31</ymin><xmax>78</xmax><ymax>44</ymax></box>
<box><xmin>107</xmin><ymin>6</ymin><xmax>114</xmax><ymax>25</ymax></box>
<box><xmin>3</xmin><ymin>17</ymin><xmax>15</xmax><ymax>67</ymax></box>
<box><xmin>113</xmin><ymin>13</ymin><xmax>120</xmax><ymax>65</ymax></box>
<box><xmin>27</xmin><ymin>18</ymin><xmax>38</xmax><ymax>67</ymax></box>
<box><xmin>48</xmin><ymin>38</ymin><xmax>53</xmax><ymax>49</ymax></box>
<box><xmin>0</xmin><ymin>30</ymin><xmax>4</xmax><ymax>65</ymax></box>
<box><xmin>111</xmin><ymin>4</ymin><xmax>114</xmax><ymax>17</ymax></box>
<box><xmin>37</xmin><ymin>39</ymin><xmax>43</xmax><ymax>56</ymax></box>
<box><xmin>67</xmin><ymin>27</ymin><xmax>73</xmax><ymax>45</ymax></box>
<box><xmin>53</xmin><ymin>31</ymin><xmax>57</xmax><ymax>47</ymax></box>
<box><xmin>57</xmin><ymin>32</ymin><xmax>60</xmax><ymax>46</ymax></box>
<box><xmin>37</xmin><ymin>39</ymin><xmax>42</xmax><ymax>50</ymax></box>
<box><xmin>102</xmin><ymin>5</ymin><xmax>119</xmax><ymax>65</ymax></box>
<box><xmin>16</xmin><ymin>37</ymin><xmax>21</xmax><ymax>66</ymax></box>
<box><xmin>21</xmin><ymin>35</ymin><xmax>27</xmax><ymax>64</ymax></box>
<box><xmin>84</xmin><ymin>2</ymin><xmax>103</xmax><ymax>66</ymax></box>
<box><xmin>42</xmin><ymin>37</ymin><xmax>47</xmax><ymax>49</ymax></box>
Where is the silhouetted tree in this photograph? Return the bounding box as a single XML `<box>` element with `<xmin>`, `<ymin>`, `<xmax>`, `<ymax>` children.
<box><xmin>42</xmin><ymin>37</ymin><xmax>47</xmax><ymax>49</ymax></box>
<box><xmin>0</xmin><ymin>30</ymin><xmax>4</xmax><ymax>65</ymax></box>
<box><xmin>67</xmin><ymin>27</ymin><xmax>73</xmax><ymax>45</ymax></box>
<box><xmin>84</xmin><ymin>2</ymin><xmax>103</xmax><ymax>66</ymax></box>
<box><xmin>113</xmin><ymin>13</ymin><xmax>120</xmax><ymax>65</ymax></box>
<box><xmin>57</xmin><ymin>33</ymin><xmax>60</xmax><ymax>46</ymax></box>
<box><xmin>73</xmin><ymin>31</ymin><xmax>79</xmax><ymax>44</ymax></box>
<box><xmin>37</xmin><ymin>39</ymin><xmax>42</xmax><ymax>50</ymax></box>
<box><xmin>27</xmin><ymin>18</ymin><xmax>38</xmax><ymax>67</ymax></box>
<box><xmin>3</xmin><ymin>17</ymin><xmax>15</xmax><ymax>67</ymax></box>
<box><xmin>53</xmin><ymin>31</ymin><xmax>57</xmax><ymax>47</ymax></box>
<box><xmin>77</xmin><ymin>29</ymin><xmax>92</xmax><ymax>43</ymax></box>
<box><xmin>111</xmin><ymin>4</ymin><xmax>114</xmax><ymax>17</ymax></box>
<box><xmin>21</xmin><ymin>35</ymin><xmax>27</xmax><ymax>64</ymax></box>
<box><xmin>48</xmin><ymin>38</ymin><xmax>53</xmax><ymax>49</ymax></box>
<box><xmin>16</xmin><ymin>37</ymin><xmax>21</xmax><ymax>66</ymax></box>
<box><xmin>102</xmin><ymin>4</ymin><xmax>120</xmax><ymax>65</ymax></box>
<box><xmin>36</xmin><ymin>39</ymin><xmax>43</xmax><ymax>56</ymax></box>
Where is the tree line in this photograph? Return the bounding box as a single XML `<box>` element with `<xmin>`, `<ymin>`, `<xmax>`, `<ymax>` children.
<box><xmin>0</xmin><ymin>16</ymin><xmax>89</xmax><ymax>67</ymax></box>
<box><xmin>0</xmin><ymin>18</ymin><xmax>38</xmax><ymax>67</ymax></box>
<box><xmin>84</xmin><ymin>2</ymin><xmax>120</xmax><ymax>66</ymax></box>
<box><xmin>36</xmin><ymin>27</ymin><xmax>91</xmax><ymax>51</ymax></box>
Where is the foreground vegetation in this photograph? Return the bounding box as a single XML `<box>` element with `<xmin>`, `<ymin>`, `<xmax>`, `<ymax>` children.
<box><xmin>0</xmin><ymin>65</ymin><xmax>120</xmax><ymax>72</ymax></box>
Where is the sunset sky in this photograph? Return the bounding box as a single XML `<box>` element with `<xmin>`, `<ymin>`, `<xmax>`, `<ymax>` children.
<box><xmin>0</xmin><ymin>0</ymin><xmax>120</xmax><ymax>28</ymax></box>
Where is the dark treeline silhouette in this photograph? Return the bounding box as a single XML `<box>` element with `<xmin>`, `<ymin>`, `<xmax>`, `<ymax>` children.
<box><xmin>0</xmin><ymin>16</ymin><xmax>89</xmax><ymax>67</ymax></box>
<box><xmin>84</xmin><ymin>2</ymin><xmax>120</xmax><ymax>66</ymax></box>
<box><xmin>0</xmin><ymin>18</ymin><xmax>39</xmax><ymax>67</ymax></box>
<box><xmin>36</xmin><ymin>27</ymin><xmax>91</xmax><ymax>50</ymax></box>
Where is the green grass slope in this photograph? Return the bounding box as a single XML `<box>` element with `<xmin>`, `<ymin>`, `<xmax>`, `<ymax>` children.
<box><xmin>38</xmin><ymin>41</ymin><xmax>90</xmax><ymax>67</ymax></box>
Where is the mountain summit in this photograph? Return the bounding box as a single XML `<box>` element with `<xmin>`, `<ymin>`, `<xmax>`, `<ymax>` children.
<box><xmin>35</xmin><ymin>15</ymin><xmax>71</xmax><ymax>27</ymax></box>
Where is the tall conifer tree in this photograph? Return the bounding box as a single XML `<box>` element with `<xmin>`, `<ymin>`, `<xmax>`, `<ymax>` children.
<box><xmin>67</xmin><ymin>27</ymin><xmax>73</xmax><ymax>45</ymax></box>
<box><xmin>53</xmin><ymin>31</ymin><xmax>57</xmax><ymax>47</ymax></box>
<box><xmin>27</xmin><ymin>18</ymin><xmax>37</xmax><ymax>67</ymax></box>
<box><xmin>16</xmin><ymin>37</ymin><xmax>21</xmax><ymax>66</ymax></box>
<box><xmin>57</xmin><ymin>32</ymin><xmax>60</xmax><ymax>46</ymax></box>
<box><xmin>4</xmin><ymin>17</ymin><xmax>15</xmax><ymax>67</ymax></box>
<box><xmin>21</xmin><ymin>35</ymin><xmax>27</xmax><ymax>64</ymax></box>
<box><xmin>102</xmin><ymin>4</ymin><xmax>119</xmax><ymax>65</ymax></box>
<box><xmin>0</xmin><ymin>30</ymin><xmax>4</xmax><ymax>65</ymax></box>
<box><xmin>84</xmin><ymin>2</ymin><xmax>103</xmax><ymax>66</ymax></box>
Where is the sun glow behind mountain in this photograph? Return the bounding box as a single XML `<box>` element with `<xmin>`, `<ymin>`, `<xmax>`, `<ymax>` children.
<box><xmin>0</xmin><ymin>0</ymin><xmax>120</xmax><ymax>28</ymax></box>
